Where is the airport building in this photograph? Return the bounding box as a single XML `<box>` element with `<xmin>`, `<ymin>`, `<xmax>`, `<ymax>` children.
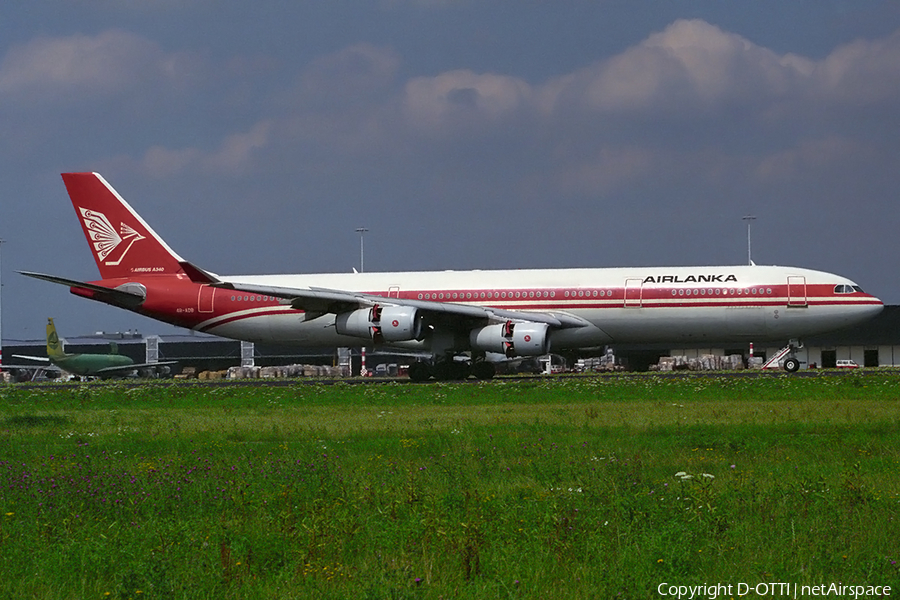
<box><xmin>3</xmin><ymin>305</ymin><xmax>900</xmax><ymax>378</ymax></box>
<box><xmin>649</xmin><ymin>304</ymin><xmax>900</xmax><ymax>370</ymax></box>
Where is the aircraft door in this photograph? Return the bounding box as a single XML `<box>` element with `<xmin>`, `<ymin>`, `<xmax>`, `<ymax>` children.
<box><xmin>624</xmin><ymin>278</ymin><xmax>643</xmax><ymax>307</ymax></box>
<box><xmin>388</xmin><ymin>286</ymin><xmax>400</xmax><ymax>299</ymax></box>
<box><xmin>787</xmin><ymin>276</ymin><xmax>807</xmax><ymax>308</ymax></box>
<box><xmin>198</xmin><ymin>285</ymin><xmax>216</xmax><ymax>313</ymax></box>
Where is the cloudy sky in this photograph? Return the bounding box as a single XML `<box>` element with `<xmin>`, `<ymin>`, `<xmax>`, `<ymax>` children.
<box><xmin>2</xmin><ymin>1</ymin><xmax>899</xmax><ymax>341</ymax></box>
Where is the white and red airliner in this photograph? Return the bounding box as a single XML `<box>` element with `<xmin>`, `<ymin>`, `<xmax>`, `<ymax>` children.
<box><xmin>22</xmin><ymin>173</ymin><xmax>883</xmax><ymax>380</ymax></box>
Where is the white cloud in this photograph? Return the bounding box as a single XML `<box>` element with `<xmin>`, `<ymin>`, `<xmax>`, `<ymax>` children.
<box><xmin>539</xmin><ymin>19</ymin><xmax>818</xmax><ymax>116</ymax></box>
<box><xmin>204</xmin><ymin>121</ymin><xmax>272</xmax><ymax>172</ymax></box>
<box><xmin>818</xmin><ymin>31</ymin><xmax>900</xmax><ymax>105</ymax></box>
<box><xmin>137</xmin><ymin>121</ymin><xmax>273</xmax><ymax>177</ymax></box>
<box><xmin>642</xmin><ymin>19</ymin><xmax>808</xmax><ymax>103</ymax></box>
<box><xmin>402</xmin><ymin>69</ymin><xmax>531</xmax><ymax>136</ymax></box>
<box><xmin>40</xmin><ymin>20</ymin><xmax>900</xmax><ymax>198</ymax></box>
<box><xmin>0</xmin><ymin>29</ymin><xmax>201</xmax><ymax>102</ymax></box>
<box><xmin>390</xmin><ymin>20</ymin><xmax>900</xmax><ymax>193</ymax></box>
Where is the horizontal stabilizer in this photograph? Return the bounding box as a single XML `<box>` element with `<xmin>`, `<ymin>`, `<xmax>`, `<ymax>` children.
<box><xmin>19</xmin><ymin>271</ymin><xmax>146</xmax><ymax>307</ymax></box>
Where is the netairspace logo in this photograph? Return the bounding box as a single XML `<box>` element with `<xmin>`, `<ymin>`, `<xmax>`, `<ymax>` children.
<box><xmin>657</xmin><ymin>582</ymin><xmax>892</xmax><ymax>599</ymax></box>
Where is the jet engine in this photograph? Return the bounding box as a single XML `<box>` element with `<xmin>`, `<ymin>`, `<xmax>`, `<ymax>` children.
<box><xmin>469</xmin><ymin>321</ymin><xmax>550</xmax><ymax>357</ymax></box>
<box><xmin>334</xmin><ymin>304</ymin><xmax>424</xmax><ymax>343</ymax></box>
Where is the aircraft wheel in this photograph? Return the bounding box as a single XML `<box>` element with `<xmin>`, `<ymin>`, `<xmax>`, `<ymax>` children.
<box><xmin>408</xmin><ymin>361</ymin><xmax>432</xmax><ymax>382</ymax></box>
<box><xmin>433</xmin><ymin>361</ymin><xmax>470</xmax><ymax>380</ymax></box>
<box><xmin>472</xmin><ymin>361</ymin><xmax>495</xmax><ymax>380</ymax></box>
<box><xmin>783</xmin><ymin>357</ymin><xmax>800</xmax><ymax>373</ymax></box>
<box><xmin>432</xmin><ymin>361</ymin><xmax>453</xmax><ymax>381</ymax></box>
<box><xmin>453</xmin><ymin>361</ymin><xmax>472</xmax><ymax>380</ymax></box>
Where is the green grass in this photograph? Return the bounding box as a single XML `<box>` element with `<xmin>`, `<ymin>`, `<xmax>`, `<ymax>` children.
<box><xmin>1</xmin><ymin>373</ymin><xmax>899</xmax><ymax>598</ymax></box>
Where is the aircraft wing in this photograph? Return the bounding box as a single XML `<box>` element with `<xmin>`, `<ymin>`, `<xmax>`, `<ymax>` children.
<box><xmin>10</xmin><ymin>354</ymin><xmax>51</xmax><ymax>363</ymax></box>
<box><xmin>212</xmin><ymin>281</ymin><xmax>590</xmax><ymax>329</ymax></box>
<box><xmin>218</xmin><ymin>282</ymin><xmax>376</xmax><ymax>316</ymax></box>
<box><xmin>95</xmin><ymin>360</ymin><xmax>179</xmax><ymax>375</ymax></box>
<box><xmin>190</xmin><ymin>262</ymin><xmax>587</xmax><ymax>328</ymax></box>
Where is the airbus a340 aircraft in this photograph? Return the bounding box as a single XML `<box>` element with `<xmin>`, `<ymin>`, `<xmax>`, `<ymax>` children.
<box><xmin>21</xmin><ymin>173</ymin><xmax>883</xmax><ymax>380</ymax></box>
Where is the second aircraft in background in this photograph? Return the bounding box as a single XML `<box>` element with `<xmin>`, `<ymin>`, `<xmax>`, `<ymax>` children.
<box><xmin>10</xmin><ymin>318</ymin><xmax>176</xmax><ymax>379</ymax></box>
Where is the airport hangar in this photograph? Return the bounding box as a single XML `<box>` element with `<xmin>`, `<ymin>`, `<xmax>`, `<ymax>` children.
<box><xmin>3</xmin><ymin>305</ymin><xmax>899</xmax><ymax>376</ymax></box>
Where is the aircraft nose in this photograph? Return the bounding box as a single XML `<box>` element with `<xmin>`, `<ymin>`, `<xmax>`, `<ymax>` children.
<box><xmin>868</xmin><ymin>296</ymin><xmax>885</xmax><ymax>316</ymax></box>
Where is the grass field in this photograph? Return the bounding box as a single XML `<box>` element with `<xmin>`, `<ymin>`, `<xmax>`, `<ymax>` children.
<box><xmin>1</xmin><ymin>373</ymin><xmax>899</xmax><ymax>599</ymax></box>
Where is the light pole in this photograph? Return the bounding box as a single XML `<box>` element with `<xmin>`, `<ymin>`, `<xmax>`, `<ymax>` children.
<box><xmin>355</xmin><ymin>227</ymin><xmax>368</xmax><ymax>273</ymax></box>
<box><xmin>742</xmin><ymin>215</ymin><xmax>756</xmax><ymax>266</ymax></box>
<box><xmin>741</xmin><ymin>216</ymin><xmax>756</xmax><ymax>362</ymax></box>
<box><xmin>354</xmin><ymin>228</ymin><xmax>369</xmax><ymax>377</ymax></box>
<box><xmin>0</xmin><ymin>238</ymin><xmax>4</xmax><ymax>367</ymax></box>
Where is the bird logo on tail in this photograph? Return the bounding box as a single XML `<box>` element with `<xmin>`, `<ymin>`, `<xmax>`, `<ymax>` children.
<box><xmin>79</xmin><ymin>207</ymin><xmax>145</xmax><ymax>266</ymax></box>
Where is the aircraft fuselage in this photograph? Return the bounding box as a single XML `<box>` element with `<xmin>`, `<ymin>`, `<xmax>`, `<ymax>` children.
<box><xmin>73</xmin><ymin>264</ymin><xmax>882</xmax><ymax>351</ymax></box>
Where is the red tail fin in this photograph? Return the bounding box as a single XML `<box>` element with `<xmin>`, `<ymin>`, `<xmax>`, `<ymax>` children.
<box><xmin>62</xmin><ymin>173</ymin><xmax>184</xmax><ymax>280</ymax></box>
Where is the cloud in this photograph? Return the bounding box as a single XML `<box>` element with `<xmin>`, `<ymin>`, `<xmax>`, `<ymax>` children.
<box><xmin>539</xmin><ymin>19</ymin><xmax>817</xmax><ymax>117</ymax></box>
<box><xmin>818</xmin><ymin>30</ymin><xmax>900</xmax><ymax>105</ymax></box>
<box><xmin>393</xmin><ymin>19</ymin><xmax>823</xmax><ymax>145</ymax></box>
<box><xmin>390</xmin><ymin>19</ymin><xmax>900</xmax><ymax>195</ymax></box>
<box><xmin>296</xmin><ymin>43</ymin><xmax>401</xmax><ymax>108</ymax></box>
<box><xmin>0</xmin><ymin>29</ymin><xmax>201</xmax><ymax>103</ymax></box>
<box><xmin>402</xmin><ymin>69</ymin><xmax>532</xmax><ymax>136</ymax></box>
<box><xmin>641</xmin><ymin>19</ymin><xmax>813</xmax><ymax>103</ymax></box>
<box><xmin>395</xmin><ymin>18</ymin><xmax>899</xmax><ymax>137</ymax></box>
<box><xmin>755</xmin><ymin>136</ymin><xmax>881</xmax><ymax>183</ymax></box>
<box><xmin>42</xmin><ymin>19</ymin><xmax>900</xmax><ymax>199</ymax></box>
<box><xmin>135</xmin><ymin>121</ymin><xmax>273</xmax><ymax>177</ymax></box>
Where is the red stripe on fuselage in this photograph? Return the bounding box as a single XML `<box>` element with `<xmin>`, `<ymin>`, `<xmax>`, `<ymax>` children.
<box><xmin>74</xmin><ymin>276</ymin><xmax>882</xmax><ymax>333</ymax></box>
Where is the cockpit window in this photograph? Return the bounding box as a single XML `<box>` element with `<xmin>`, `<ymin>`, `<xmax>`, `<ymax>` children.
<box><xmin>834</xmin><ymin>284</ymin><xmax>863</xmax><ymax>294</ymax></box>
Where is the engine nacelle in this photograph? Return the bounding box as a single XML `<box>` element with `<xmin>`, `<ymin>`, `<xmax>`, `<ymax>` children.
<box><xmin>334</xmin><ymin>308</ymin><xmax>374</xmax><ymax>339</ymax></box>
<box><xmin>379</xmin><ymin>306</ymin><xmax>424</xmax><ymax>341</ymax></box>
<box><xmin>469</xmin><ymin>321</ymin><xmax>550</xmax><ymax>357</ymax></box>
<box><xmin>334</xmin><ymin>305</ymin><xmax>423</xmax><ymax>343</ymax></box>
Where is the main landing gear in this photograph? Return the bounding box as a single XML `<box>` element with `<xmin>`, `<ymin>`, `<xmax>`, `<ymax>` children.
<box><xmin>407</xmin><ymin>358</ymin><xmax>496</xmax><ymax>382</ymax></box>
